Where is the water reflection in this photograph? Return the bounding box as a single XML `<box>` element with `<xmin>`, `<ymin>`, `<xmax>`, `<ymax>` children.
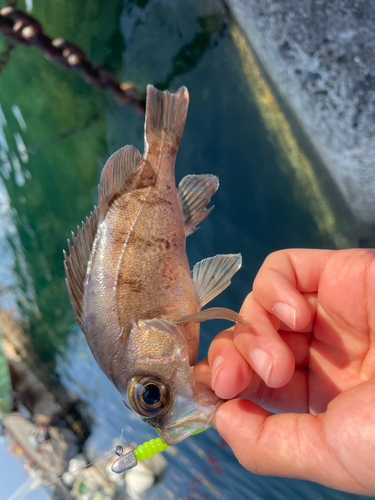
<box><xmin>0</xmin><ymin>103</ymin><xmax>10</xmax><ymax>161</ymax></box>
<box><xmin>11</xmin><ymin>105</ymin><xmax>27</xmax><ymax>131</ymax></box>
<box><xmin>0</xmin><ymin>0</ymin><xmax>370</xmax><ymax>499</ymax></box>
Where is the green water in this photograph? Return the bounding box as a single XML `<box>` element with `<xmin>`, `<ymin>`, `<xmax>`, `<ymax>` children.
<box><xmin>0</xmin><ymin>0</ymin><xmax>368</xmax><ymax>499</ymax></box>
<box><xmin>0</xmin><ymin>321</ymin><xmax>11</xmax><ymax>412</ymax></box>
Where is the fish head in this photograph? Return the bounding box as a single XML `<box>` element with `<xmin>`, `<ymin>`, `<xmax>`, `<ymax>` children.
<box><xmin>116</xmin><ymin>318</ymin><xmax>220</xmax><ymax>445</ymax></box>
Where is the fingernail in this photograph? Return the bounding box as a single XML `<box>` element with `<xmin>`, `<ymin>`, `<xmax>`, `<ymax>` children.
<box><xmin>272</xmin><ymin>302</ymin><xmax>296</xmax><ymax>330</ymax></box>
<box><xmin>249</xmin><ymin>348</ymin><xmax>273</xmax><ymax>385</ymax></box>
<box><xmin>211</xmin><ymin>355</ymin><xmax>226</xmax><ymax>392</ymax></box>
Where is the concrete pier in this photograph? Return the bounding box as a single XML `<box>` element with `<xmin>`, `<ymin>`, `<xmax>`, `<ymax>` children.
<box><xmin>228</xmin><ymin>0</ymin><xmax>375</xmax><ymax>238</ymax></box>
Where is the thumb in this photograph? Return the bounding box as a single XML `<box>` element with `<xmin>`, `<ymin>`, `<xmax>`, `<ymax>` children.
<box><xmin>211</xmin><ymin>399</ymin><xmax>363</xmax><ymax>494</ymax></box>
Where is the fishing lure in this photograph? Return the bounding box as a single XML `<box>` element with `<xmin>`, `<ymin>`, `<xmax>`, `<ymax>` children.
<box><xmin>111</xmin><ymin>428</ymin><xmax>209</xmax><ymax>473</ymax></box>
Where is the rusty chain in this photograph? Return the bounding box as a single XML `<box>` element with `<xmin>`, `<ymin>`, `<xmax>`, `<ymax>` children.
<box><xmin>0</xmin><ymin>6</ymin><xmax>145</xmax><ymax>113</ymax></box>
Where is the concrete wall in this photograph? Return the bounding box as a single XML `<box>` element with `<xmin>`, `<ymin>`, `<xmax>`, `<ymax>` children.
<box><xmin>228</xmin><ymin>0</ymin><xmax>375</xmax><ymax>233</ymax></box>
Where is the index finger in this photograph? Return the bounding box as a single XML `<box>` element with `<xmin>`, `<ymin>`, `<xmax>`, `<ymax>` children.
<box><xmin>253</xmin><ymin>249</ymin><xmax>334</xmax><ymax>330</ymax></box>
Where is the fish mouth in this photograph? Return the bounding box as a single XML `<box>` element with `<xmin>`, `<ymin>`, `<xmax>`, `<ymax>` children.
<box><xmin>159</xmin><ymin>394</ymin><xmax>219</xmax><ymax>445</ymax></box>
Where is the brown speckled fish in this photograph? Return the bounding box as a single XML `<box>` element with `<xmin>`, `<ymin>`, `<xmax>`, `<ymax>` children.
<box><xmin>64</xmin><ymin>85</ymin><xmax>244</xmax><ymax>445</ymax></box>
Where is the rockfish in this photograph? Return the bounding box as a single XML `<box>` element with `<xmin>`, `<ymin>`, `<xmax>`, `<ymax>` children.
<box><xmin>64</xmin><ymin>85</ymin><xmax>244</xmax><ymax>445</ymax></box>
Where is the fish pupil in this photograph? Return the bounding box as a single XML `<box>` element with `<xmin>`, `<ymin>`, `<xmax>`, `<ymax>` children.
<box><xmin>142</xmin><ymin>384</ymin><xmax>161</xmax><ymax>406</ymax></box>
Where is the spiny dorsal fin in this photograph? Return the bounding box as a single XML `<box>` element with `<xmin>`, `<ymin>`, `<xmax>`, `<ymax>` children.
<box><xmin>192</xmin><ymin>254</ymin><xmax>242</xmax><ymax>307</ymax></box>
<box><xmin>173</xmin><ymin>307</ymin><xmax>248</xmax><ymax>327</ymax></box>
<box><xmin>178</xmin><ymin>174</ymin><xmax>219</xmax><ymax>236</ymax></box>
<box><xmin>63</xmin><ymin>207</ymin><xmax>99</xmax><ymax>326</ymax></box>
<box><xmin>145</xmin><ymin>85</ymin><xmax>189</xmax><ymax>149</ymax></box>
<box><xmin>98</xmin><ymin>145</ymin><xmax>142</xmax><ymax>217</ymax></box>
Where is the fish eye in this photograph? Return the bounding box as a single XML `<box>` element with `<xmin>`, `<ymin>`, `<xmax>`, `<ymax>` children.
<box><xmin>128</xmin><ymin>376</ymin><xmax>170</xmax><ymax>417</ymax></box>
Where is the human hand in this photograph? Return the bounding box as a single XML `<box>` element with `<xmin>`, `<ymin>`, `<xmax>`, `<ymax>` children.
<box><xmin>194</xmin><ymin>249</ymin><xmax>375</xmax><ymax>495</ymax></box>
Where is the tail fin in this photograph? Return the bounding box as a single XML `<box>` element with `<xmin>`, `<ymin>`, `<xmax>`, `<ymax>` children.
<box><xmin>145</xmin><ymin>85</ymin><xmax>189</xmax><ymax>149</ymax></box>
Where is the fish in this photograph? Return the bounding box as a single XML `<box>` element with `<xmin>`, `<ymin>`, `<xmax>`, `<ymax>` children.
<box><xmin>63</xmin><ymin>85</ymin><xmax>245</xmax><ymax>445</ymax></box>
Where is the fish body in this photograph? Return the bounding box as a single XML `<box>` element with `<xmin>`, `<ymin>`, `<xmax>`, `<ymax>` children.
<box><xmin>64</xmin><ymin>85</ymin><xmax>243</xmax><ymax>444</ymax></box>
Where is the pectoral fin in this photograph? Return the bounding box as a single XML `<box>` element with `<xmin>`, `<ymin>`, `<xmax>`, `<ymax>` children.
<box><xmin>193</xmin><ymin>254</ymin><xmax>242</xmax><ymax>307</ymax></box>
<box><xmin>128</xmin><ymin>319</ymin><xmax>189</xmax><ymax>359</ymax></box>
<box><xmin>178</xmin><ymin>174</ymin><xmax>219</xmax><ymax>236</ymax></box>
<box><xmin>64</xmin><ymin>207</ymin><xmax>99</xmax><ymax>326</ymax></box>
<box><xmin>144</xmin><ymin>318</ymin><xmax>189</xmax><ymax>348</ymax></box>
<box><xmin>174</xmin><ymin>307</ymin><xmax>248</xmax><ymax>327</ymax></box>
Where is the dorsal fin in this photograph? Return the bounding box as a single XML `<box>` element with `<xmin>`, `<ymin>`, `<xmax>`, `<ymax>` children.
<box><xmin>144</xmin><ymin>85</ymin><xmax>189</xmax><ymax>149</ymax></box>
<box><xmin>178</xmin><ymin>174</ymin><xmax>219</xmax><ymax>236</ymax></box>
<box><xmin>192</xmin><ymin>254</ymin><xmax>242</xmax><ymax>307</ymax></box>
<box><xmin>64</xmin><ymin>207</ymin><xmax>99</xmax><ymax>326</ymax></box>
<box><xmin>98</xmin><ymin>145</ymin><xmax>142</xmax><ymax>218</ymax></box>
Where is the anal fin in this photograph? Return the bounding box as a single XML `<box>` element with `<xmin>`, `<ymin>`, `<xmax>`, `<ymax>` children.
<box><xmin>178</xmin><ymin>174</ymin><xmax>219</xmax><ymax>236</ymax></box>
<box><xmin>193</xmin><ymin>254</ymin><xmax>242</xmax><ymax>307</ymax></box>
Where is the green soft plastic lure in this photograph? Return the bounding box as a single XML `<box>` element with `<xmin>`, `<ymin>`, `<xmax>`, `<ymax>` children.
<box><xmin>111</xmin><ymin>428</ymin><xmax>209</xmax><ymax>473</ymax></box>
<box><xmin>135</xmin><ymin>438</ymin><xmax>169</xmax><ymax>461</ymax></box>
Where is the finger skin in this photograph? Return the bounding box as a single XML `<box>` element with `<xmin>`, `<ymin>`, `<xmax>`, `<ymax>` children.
<box><xmin>194</xmin><ymin>323</ymin><xmax>312</xmax><ymax>407</ymax></box>
<box><xmin>195</xmin><ymin>330</ymin><xmax>312</xmax><ymax>413</ymax></box>
<box><xmin>323</xmin><ymin>380</ymin><xmax>375</xmax><ymax>493</ymax></box>
<box><xmin>211</xmin><ymin>397</ymin><xmax>372</xmax><ymax>495</ymax></box>
<box><xmin>193</xmin><ymin>329</ymin><xmax>252</xmax><ymax>400</ymax></box>
<box><xmin>252</xmin><ymin>249</ymin><xmax>332</xmax><ymax>328</ymax></box>
<box><xmin>232</xmin><ymin>294</ymin><xmax>295</xmax><ymax>388</ymax></box>
<box><xmin>193</xmin><ymin>358</ymin><xmax>211</xmax><ymax>387</ymax></box>
<box><xmin>207</xmin><ymin>329</ymin><xmax>253</xmax><ymax>399</ymax></box>
<box><xmin>196</xmin><ymin>249</ymin><xmax>375</xmax><ymax>495</ymax></box>
<box><xmin>237</xmin><ymin>368</ymin><xmax>309</xmax><ymax>413</ymax></box>
<box><xmin>255</xmin><ymin>248</ymin><xmax>334</xmax><ymax>292</ymax></box>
